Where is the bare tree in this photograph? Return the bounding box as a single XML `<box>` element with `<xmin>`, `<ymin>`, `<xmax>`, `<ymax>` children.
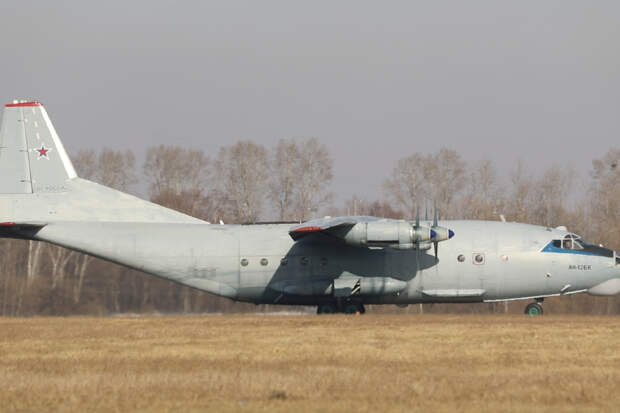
<box><xmin>530</xmin><ymin>164</ymin><xmax>576</xmax><ymax>227</ymax></box>
<box><xmin>461</xmin><ymin>160</ymin><xmax>503</xmax><ymax>220</ymax></box>
<box><xmin>342</xmin><ymin>196</ymin><xmax>403</xmax><ymax>219</ymax></box>
<box><xmin>73</xmin><ymin>149</ymin><xmax>97</xmax><ymax>180</ymax></box>
<box><xmin>269</xmin><ymin>139</ymin><xmax>300</xmax><ymax>220</ymax></box>
<box><xmin>384</xmin><ymin>153</ymin><xmax>427</xmax><ymax>219</ymax></box>
<box><xmin>424</xmin><ymin>148</ymin><xmax>467</xmax><ymax>217</ymax></box>
<box><xmin>144</xmin><ymin>145</ymin><xmax>212</xmax><ymax>219</ymax></box>
<box><xmin>268</xmin><ymin>138</ymin><xmax>333</xmax><ymax>221</ymax></box>
<box><xmin>505</xmin><ymin>159</ymin><xmax>534</xmax><ymax>223</ymax></box>
<box><xmin>384</xmin><ymin>148</ymin><xmax>466</xmax><ymax>219</ymax></box>
<box><xmin>590</xmin><ymin>148</ymin><xmax>619</xmax><ymax>247</ymax></box>
<box><xmin>144</xmin><ymin>145</ymin><xmax>209</xmax><ymax>197</ymax></box>
<box><xmin>215</xmin><ymin>141</ymin><xmax>268</xmax><ymax>223</ymax></box>
<box><xmin>75</xmin><ymin>148</ymin><xmax>137</xmax><ymax>190</ymax></box>
<box><xmin>295</xmin><ymin>138</ymin><xmax>333</xmax><ymax>220</ymax></box>
<box><xmin>99</xmin><ymin>149</ymin><xmax>138</xmax><ymax>191</ymax></box>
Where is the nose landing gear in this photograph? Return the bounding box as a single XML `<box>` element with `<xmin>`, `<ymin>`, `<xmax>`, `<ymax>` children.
<box><xmin>524</xmin><ymin>298</ymin><xmax>544</xmax><ymax>316</ymax></box>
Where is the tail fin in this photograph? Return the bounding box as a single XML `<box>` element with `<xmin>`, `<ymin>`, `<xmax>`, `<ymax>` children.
<box><xmin>0</xmin><ymin>101</ymin><xmax>76</xmax><ymax>194</ymax></box>
<box><xmin>0</xmin><ymin>100</ymin><xmax>203</xmax><ymax>225</ymax></box>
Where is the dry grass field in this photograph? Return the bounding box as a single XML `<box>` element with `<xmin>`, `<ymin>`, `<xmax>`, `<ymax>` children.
<box><xmin>0</xmin><ymin>315</ymin><xmax>619</xmax><ymax>412</ymax></box>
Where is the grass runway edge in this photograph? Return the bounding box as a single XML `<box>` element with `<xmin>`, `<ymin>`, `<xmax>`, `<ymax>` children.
<box><xmin>1</xmin><ymin>314</ymin><xmax>618</xmax><ymax>412</ymax></box>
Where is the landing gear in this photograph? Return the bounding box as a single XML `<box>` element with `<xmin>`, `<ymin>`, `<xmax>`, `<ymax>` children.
<box><xmin>317</xmin><ymin>303</ymin><xmax>337</xmax><ymax>314</ymax></box>
<box><xmin>316</xmin><ymin>301</ymin><xmax>365</xmax><ymax>314</ymax></box>
<box><xmin>524</xmin><ymin>302</ymin><xmax>544</xmax><ymax>316</ymax></box>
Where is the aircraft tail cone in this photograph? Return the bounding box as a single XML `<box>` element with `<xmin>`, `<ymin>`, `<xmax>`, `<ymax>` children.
<box><xmin>449</xmin><ymin>230</ymin><xmax>455</xmax><ymax>239</ymax></box>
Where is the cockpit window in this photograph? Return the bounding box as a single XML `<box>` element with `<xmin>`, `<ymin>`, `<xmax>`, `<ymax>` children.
<box><xmin>562</xmin><ymin>237</ymin><xmax>573</xmax><ymax>249</ymax></box>
<box><xmin>553</xmin><ymin>234</ymin><xmax>584</xmax><ymax>250</ymax></box>
<box><xmin>545</xmin><ymin>235</ymin><xmax>614</xmax><ymax>258</ymax></box>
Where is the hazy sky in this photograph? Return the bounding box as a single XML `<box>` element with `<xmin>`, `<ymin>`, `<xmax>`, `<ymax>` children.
<box><xmin>1</xmin><ymin>1</ymin><xmax>618</xmax><ymax>204</ymax></box>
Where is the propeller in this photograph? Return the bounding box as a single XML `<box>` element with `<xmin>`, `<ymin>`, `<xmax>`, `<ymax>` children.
<box><xmin>429</xmin><ymin>202</ymin><xmax>455</xmax><ymax>259</ymax></box>
<box><xmin>413</xmin><ymin>201</ymin><xmax>454</xmax><ymax>257</ymax></box>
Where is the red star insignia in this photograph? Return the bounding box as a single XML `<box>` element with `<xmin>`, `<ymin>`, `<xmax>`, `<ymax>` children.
<box><xmin>36</xmin><ymin>145</ymin><xmax>50</xmax><ymax>159</ymax></box>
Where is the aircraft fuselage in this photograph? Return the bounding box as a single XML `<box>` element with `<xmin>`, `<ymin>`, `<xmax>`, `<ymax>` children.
<box><xmin>32</xmin><ymin>220</ymin><xmax>620</xmax><ymax>307</ymax></box>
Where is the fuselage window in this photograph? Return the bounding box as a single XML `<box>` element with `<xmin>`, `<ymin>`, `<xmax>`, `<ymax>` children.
<box><xmin>473</xmin><ymin>253</ymin><xmax>485</xmax><ymax>265</ymax></box>
<box><xmin>260</xmin><ymin>258</ymin><xmax>268</xmax><ymax>266</ymax></box>
<box><xmin>280</xmin><ymin>258</ymin><xmax>288</xmax><ymax>266</ymax></box>
<box><xmin>300</xmin><ymin>257</ymin><xmax>309</xmax><ymax>266</ymax></box>
<box><xmin>320</xmin><ymin>257</ymin><xmax>328</xmax><ymax>266</ymax></box>
<box><xmin>240</xmin><ymin>258</ymin><xmax>249</xmax><ymax>266</ymax></box>
<box><xmin>457</xmin><ymin>254</ymin><xmax>465</xmax><ymax>262</ymax></box>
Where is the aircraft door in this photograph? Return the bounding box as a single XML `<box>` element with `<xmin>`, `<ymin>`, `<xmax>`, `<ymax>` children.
<box><xmin>546</xmin><ymin>237</ymin><xmax>577</xmax><ymax>294</ymax></box>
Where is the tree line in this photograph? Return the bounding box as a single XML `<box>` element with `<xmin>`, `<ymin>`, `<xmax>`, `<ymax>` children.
<box><xmin>0</xmin><ymin>140</ymin><xmax>617</xmax><ymax>315</ymax></box>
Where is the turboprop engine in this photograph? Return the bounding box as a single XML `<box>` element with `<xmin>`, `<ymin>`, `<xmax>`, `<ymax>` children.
<box><xmin>342</xmin><ymin>221</ymin><xmax>448</xmax><ymax>250</ymax></box>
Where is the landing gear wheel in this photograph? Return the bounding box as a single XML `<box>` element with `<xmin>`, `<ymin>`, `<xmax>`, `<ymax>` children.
<box><xmin>343</xmin><ymin>303</ymin><xmax>359</xmax><ymax>314</ymax></box>
<box><xmin>524</xmin><ymin>302</ymin><xmax>543</xmax><ymax>316</ymax></box>
<box><xmin>343</xmin><ymin>302</ymin><xmax>364</xmax><ymax>314</ymax></box>
<box><xmin>317</xmin><ymin>303</ymin><xmax>337</xmax><ymax>314</ymax></box>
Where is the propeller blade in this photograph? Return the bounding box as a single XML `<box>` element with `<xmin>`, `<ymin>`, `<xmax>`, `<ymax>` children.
<box><xmin>415</xmin><ymin>205</ymin><xmax>420</xmax><ymax>228</ymax></box>
<box><xmin>433</xmin><ymin>202</ymin><xmax>439</xmax><ymax>258</ymax></box>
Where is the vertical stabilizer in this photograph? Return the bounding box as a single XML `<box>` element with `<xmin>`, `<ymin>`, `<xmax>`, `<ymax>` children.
<box><xmin>0</xmin><ymin>100</ymin><xmax>204</xmax><ymax>224</ymax></box>
<box><xmin>0</xmin><ymin>101</ymin><xmax>76</xmax><ymax>194</ymax></box>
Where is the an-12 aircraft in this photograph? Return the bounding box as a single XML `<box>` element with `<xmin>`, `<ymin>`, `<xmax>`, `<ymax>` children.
<box><xmin>1</xmin><ymin>101</ymin><xmax>618</xmax><ymax>315</ymax></box>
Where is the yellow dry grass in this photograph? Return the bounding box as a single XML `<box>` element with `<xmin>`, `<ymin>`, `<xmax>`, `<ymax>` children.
<box><xmin>0</xmin><ymin>314</ymin><xmax>619</xmax><ymax>412</ymax></box>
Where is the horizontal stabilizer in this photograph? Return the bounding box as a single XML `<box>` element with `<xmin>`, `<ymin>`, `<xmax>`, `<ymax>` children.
<box><xmin>0</xmin><ymin>221</ymin><xmax>46</xmax><ymax>239</ymax></box>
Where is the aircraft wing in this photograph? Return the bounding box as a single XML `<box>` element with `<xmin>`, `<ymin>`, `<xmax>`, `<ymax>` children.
<box><xmin>289</xmin><ymin>215</ymin><xmax>454</xmax><ymax>254</ymax></box>
<box><xmin>288</xmin><ymin>216</ymin><xmax>380</xmax><ymax>241</ymax></box>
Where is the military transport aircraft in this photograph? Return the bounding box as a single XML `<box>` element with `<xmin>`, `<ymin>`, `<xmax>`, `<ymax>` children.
<box><xmin>1</xmin><ymin>101</ymin><xmax>618</xmax><ymax>315</ymax></box>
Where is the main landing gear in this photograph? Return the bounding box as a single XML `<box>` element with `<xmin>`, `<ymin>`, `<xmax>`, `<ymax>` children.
<box><xmin>524</xmin><ymin>298</ymin><xmax>544</xmax><ymax>316</ymax></box>
<box><xmin>317</xmin><ymin>301</ymin><xmax>365</xmax><ymax>315</ymax></box>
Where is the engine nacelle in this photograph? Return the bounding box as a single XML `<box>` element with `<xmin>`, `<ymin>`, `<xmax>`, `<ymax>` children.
<box><xmin>430</xmin><ymin>226</ymin><xmax>455</xmax><ymax>242</ymax></box>
<box><xmin>343</xmin><ymin>221</ymin><xmax>432</xmax><ymax>250</ymax></box>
